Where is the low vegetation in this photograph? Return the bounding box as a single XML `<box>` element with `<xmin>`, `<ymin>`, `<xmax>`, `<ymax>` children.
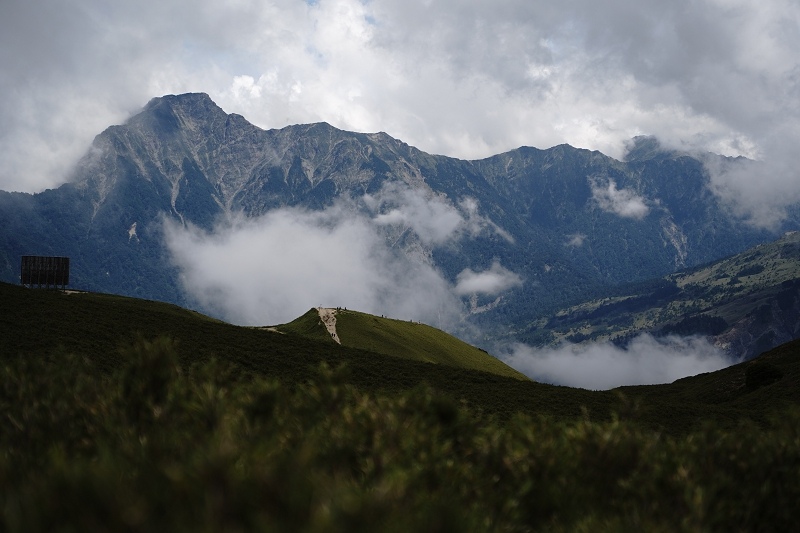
<box><xmin>0</xmin><ymin>283</ymin><xmax>611</xmax><ymax>423</ymax></box>
<box><xmin>2</xmin><ymin>282</ymin><xmax>800</xmax><ymax>530</ymax></box>
<box><xmin>2</xmin><ymin>338</ymin><xmax>799</xmax><ymax>531</ymax></box>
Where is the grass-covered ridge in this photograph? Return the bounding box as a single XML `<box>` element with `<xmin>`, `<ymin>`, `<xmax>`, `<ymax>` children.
<box><xmin>0</xmin><ymin>282</ymin><xmax>604</xmax><ymax>423</ymax></box>
<box><xmin>277</xmin><ymin>307</ymin><xmax>528</xmax><ymax>380</ymax></box>
<box><xmin>3</xmin><ymin>280</ymin><xmax>800</xmax><ymax>432</ymax></box>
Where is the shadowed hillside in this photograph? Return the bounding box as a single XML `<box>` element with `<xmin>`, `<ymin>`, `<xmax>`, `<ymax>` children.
<box><xmin>2</xmin><ymin>281</ymin><xmax>800</xmax><ymax>434</ymax></box>
<box><xmin>2</xmin><ymin>281</ymin><xmax>800</xmax><ymax>531</ymax></box>
<box><xmin>0</xmin><ymin>282</ymin><xmax>603</xmax><ymax>422</ymax></box>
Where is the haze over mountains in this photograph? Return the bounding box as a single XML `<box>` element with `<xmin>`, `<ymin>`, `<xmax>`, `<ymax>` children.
<box><xmin>1</xmin><ymin>93</ymin><xmax>799</xmax><ymax>386</ymax></box>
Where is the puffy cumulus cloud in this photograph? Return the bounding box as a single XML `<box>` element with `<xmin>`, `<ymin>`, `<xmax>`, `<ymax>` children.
<box><xmin>454</xmin><ymin>261</ymin><xmax>523</xmax><ymax>296</ymax></box>
<box><xmin>366</xmin><ymin>182</ymin><xmax>464</xmax><ymax>245</ymax></box>
<box><xmin>566</xmin><ymin>233</ymin><xmax>587</xmax><ymax>247</ymax></box>
<box><xmin>3</xmin><ymin>0</ymin><xmax>800</xmax><ymax>226</ymax></box>
<box><xmin>503</xmin><ymin>334</ymin><xmax>731</xmax><ymax>390</ymax></box>
<box><xmin>590</xmin><ymin>179</ymin><xmax>650</xmax><ymax>219</ymax></box>
<box><xmin>163</xmin><ymin>203</ymin><xmax>463</xmax><ymax>328</ymax></box>
<box><xmin>162</xmin><ymin>185</ymin><xmax>525</xmax><ymax>328</ymax></box>
<box><xmin>365</xmin><ymin>183</ymin><xmax>513</xmax><ymax>244</ymax></box>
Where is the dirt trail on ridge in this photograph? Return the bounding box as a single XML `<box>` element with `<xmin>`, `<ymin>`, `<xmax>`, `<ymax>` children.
<box><xmin>317</xmin><ymin>307</ymin><xmax>341</xmax><ymax>344</ymax></box>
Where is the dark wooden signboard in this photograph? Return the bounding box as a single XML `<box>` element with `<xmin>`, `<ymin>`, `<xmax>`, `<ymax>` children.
<box><xmin>20</xmin><ymin>256</ymin><xmax>70</xmax><ymax>288</ymax></box>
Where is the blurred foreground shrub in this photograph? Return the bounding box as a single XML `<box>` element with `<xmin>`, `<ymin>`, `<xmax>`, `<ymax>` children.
<box><xmin>1</xmin><ymin>337</ymin><xmax>799</xmax><ymax>531</ymax></box>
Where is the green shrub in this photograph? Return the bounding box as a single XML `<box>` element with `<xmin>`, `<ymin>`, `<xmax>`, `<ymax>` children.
<box><xmin>2</xmin><ymin>338</ymin><xmax>800</xmax><ymax>532</ymax></box>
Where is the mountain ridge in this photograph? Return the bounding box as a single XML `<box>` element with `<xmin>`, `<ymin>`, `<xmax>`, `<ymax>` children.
<box><xmin>1</xmin><ymin>92</ymin><xmax>797</xmax><ymax>352</ymax></box>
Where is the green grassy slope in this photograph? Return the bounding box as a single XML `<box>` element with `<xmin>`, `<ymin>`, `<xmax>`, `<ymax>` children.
<box><xmin>618</xmin><ymin>337</ymin><xmax>800</xmax><ymax>433</ymax></box>
<box><xmin>278</xmin><ymin>308</ymin><xmax>528</xmax><ymax>380</ymax></box>
<box><xmin>271</xmin><ymin>308</ymin><xmax>336</xmax><ymax>343</ymax></box>
<box><xmin>0</xmin><ymin>283</ymin><xmax>603</xmax><ymax>422</ymax></box>
<box><xmin>2</xmin><ymin>281</ymin><xmax>800</xmax><ymax>434</ymax></box>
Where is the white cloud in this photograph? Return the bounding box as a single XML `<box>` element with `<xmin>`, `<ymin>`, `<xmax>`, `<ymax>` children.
<box><xmin>163</xmin><ymin>183</ymin><xmax>523</xmax><ymax>327</ymax></box>
<box><xmin>704</xmin><ymin>150</ymin><xmax>800</xmax><ymax>229</ymax></box>
<box><xmin>590</xmin><ymin>179</ymin><xmax>650</xmax><ymax>219</ymax></box>
<box><xmin>459</xmin><ymin>197</ymin><xmax>515</xmax><ymax>243</ymax></box>
<box><xmin>230</xmin><ymin>75</ymin><xmax>262</xmax><ymax>100</ymax></box>
<box><xmin>454</xmin><ymin>261</ymin><xmax>523</xmax><ymax>296</ymax></box>
<box><xmin>163</xmin><ymin>203</ymin><xmax>463</xmax><ymax>328</ymax></box>
<box><xmin>365</xmin><ymin>183</ymin><xmax>513</xmax><ymax>245</ymax></box>
<box><xmin>503</xmin><ymin>334</ymin><xmax>731</xmax><ymax>390</ymax></box>
<box><xmin>367</xmin><ymin>182</ymin><xmax>464</xmax><ymax>245</ymax></box>
<box><xmin>566</xmin><ymin>233</ymin><xmax>587</xmax><ymax>247</ymax></box>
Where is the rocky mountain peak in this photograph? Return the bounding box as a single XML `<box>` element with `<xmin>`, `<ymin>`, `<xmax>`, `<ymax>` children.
<box><xmin>141</xmin><ymin>92</ymin><xmax>222</xmax><ymax>121</ymax></box>
<box><xmin>133</xmin><ymin>92</ymin><xmax>251</xmax><ymax>143</ymax></box>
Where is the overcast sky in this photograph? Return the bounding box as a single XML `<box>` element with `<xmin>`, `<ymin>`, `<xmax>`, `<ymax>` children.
<box><xmin>2</xmin><ymin>0</ymin><xmax>800</xmax><ymax>223</ymax></box>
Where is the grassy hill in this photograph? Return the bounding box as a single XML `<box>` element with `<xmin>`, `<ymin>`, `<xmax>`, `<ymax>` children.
<box><xmin>276</xmin><ymin>307</ymin><xmax>528</xmax><ymax>380</ymax></box>
<box><xmin>0</xmin><ymin>282</ymin><xmax>603</xmax><ymax>422</ymax></box>
<box><xmin>3</xmin><ymin>280</ymin><xmax>800</xmax><ymax>432</ymax></box>
<box><xmin>3</xmin><ymin>281</ymin><xmax>800</xmax><ymax>530</ymax></box>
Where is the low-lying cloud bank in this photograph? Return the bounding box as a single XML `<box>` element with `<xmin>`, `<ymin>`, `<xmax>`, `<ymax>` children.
<box><xmin>704</xmin><ymin>154</ymin><xmax>800</xmax><ymax>230</ymax></box>
<box><xmin>163</xmin><ymin>182</ymin><xmax>734</xmax><ymax>390</ymax></box>
<box><xmin>164</xmin><ymin>204</ymin><xmax>462</xmax><ymax>328</ymax></box>
<box><xmin>363</xmin><ymin>182</ymin><xmax>512</xmax><ymax>243</ymax></box>
<box><xmin>503</xmin><ymin>334</ymin><xmax>732</xmax><ymax>390</ymax></box>
<box><xmin>455</xmin><ymin>261</ymin><xmax>523</xmax><ymax>296</ymax></box>
<box><xmin>590</xmin><ymin>178</ymin><xmax>650</xmax><ymax>220</ymax></box>
<box><xmin>366</xmin><ymin>182</ymin><xmax>463</xmax><ymax>245</ymax></box>
<box><xmin>163</xmin><ymin>186</ymin><xmax>522</xmax><ymax>329</ymax></box>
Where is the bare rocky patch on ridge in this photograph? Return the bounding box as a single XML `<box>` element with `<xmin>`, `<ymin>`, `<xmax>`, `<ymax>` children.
<box><xmin>317</xmin><ymin>307</ymin><xmax>341</xmax><ymax>344</ymax></box>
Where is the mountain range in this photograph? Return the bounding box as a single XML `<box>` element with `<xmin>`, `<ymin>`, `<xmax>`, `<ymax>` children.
<box><xmin>1</xmin><ymin>92</ymin><xmax>798</xmax><ymax>358</ymax></box>
<box><xmin>4</xmin><ymin>93</ymin><xmax>800</xmax><ymax>531</ymax></box>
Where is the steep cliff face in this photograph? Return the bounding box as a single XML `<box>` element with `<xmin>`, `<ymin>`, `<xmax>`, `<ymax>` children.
<box><xmin>0</xmin><ymin>93</ymin><xmax>795</xmax><ymax>334</ymax></box>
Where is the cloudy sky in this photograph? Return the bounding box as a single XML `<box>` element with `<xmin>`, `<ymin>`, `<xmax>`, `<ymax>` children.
<box><xmin>2</xmin><ymin>0</ymin><xmax>800</xmax><ymax>224</ymax></box>
<box><xmin>2</xmin><ymin>1</ymin><xmax>797</xmax><ymax>388</ymax></box>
